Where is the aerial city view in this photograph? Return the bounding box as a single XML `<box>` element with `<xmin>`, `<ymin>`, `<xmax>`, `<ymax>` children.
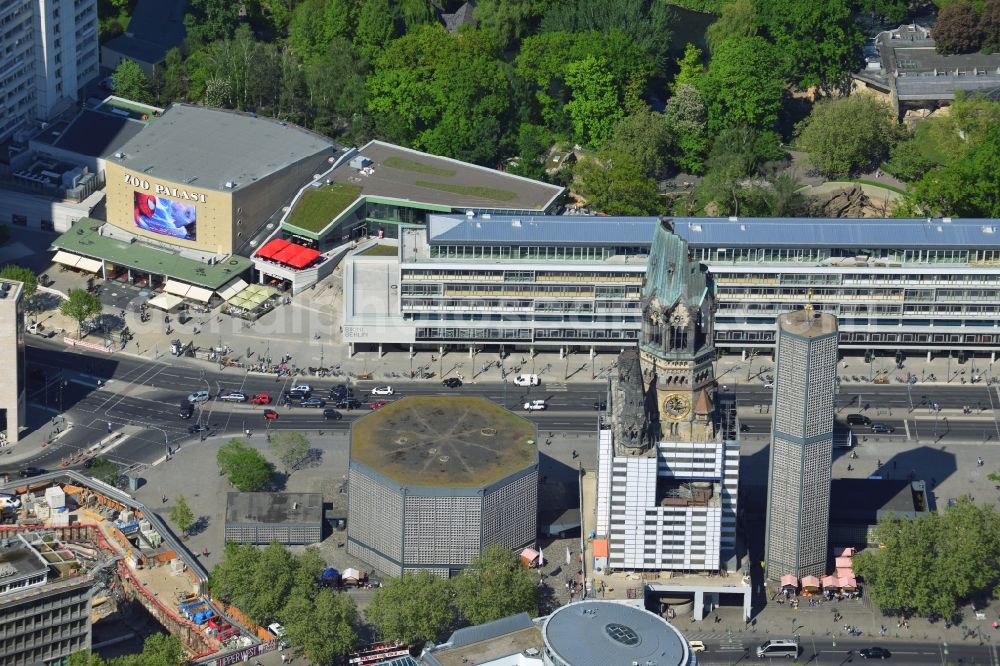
<box><xmin>3</xmin><ymin>0</ymin><xmax>1000</xmax><ymax>664</ymax></box>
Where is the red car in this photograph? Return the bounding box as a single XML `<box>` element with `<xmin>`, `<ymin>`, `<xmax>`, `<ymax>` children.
<box><xmin>250</xmin><ymin>393</ymin><xmax>271</xmax><ymax>405</ymax></box>
<box><xmin>263</xmin><ymin>409</ymin><xmax>279</xmax><ymax>420</ymax></box>
<box><xmin>370</xmin><ymin>399</ymin><xmax>389</xmax><ymax>410</ymax></box>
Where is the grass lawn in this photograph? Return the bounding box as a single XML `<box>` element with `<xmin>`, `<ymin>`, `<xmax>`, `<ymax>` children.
<box><xmin>102</xmin><ymin>98</ymin><xmax>158</xmax><ymax>119</ymax></box>
<box><xmin>358</xmin><ymin>244</ymin><xmax>398</xmax><ymax>257</ymax></box>
<box><xmin>384</xmin><ymin>156</ymin><xmax>456</xmax><ymax>177</ymax></box>
<box><xmin>414</xmin><ymin>180</ymin><xmax>517</xmax><ymax>202</ymax></box>
<box><xmin>286</xmin><ymin>183</ymin><xmax>363</xmax><ymax>232</ymax></box>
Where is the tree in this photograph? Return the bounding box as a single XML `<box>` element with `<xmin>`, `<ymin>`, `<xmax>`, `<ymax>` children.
<box><xmin>934</xmin><ymin>1</ymin><xmax>983</xmax><ymax>54</ymax></box>
<box><xmin>795</xmin><ymin>95</ymin><xmax>904</xmax><ymax>178</ymax></box>
<box><xmin>563</xmin><ymin>55</ymin><xmax>624</xmax><ymax>148</ymax></box>
<box><xmin>706</xmin><ymin>0</ymin><xmax>757</xmax><ymax>53</ymax></box>
<box><xmin>755</xmin><ymin>0</ymin><xmax>864</xmax><ymax>88</ymax></box>
<box><xmin>539</xmin><ymin>0</ymin><xmax>674</xmax><ymax>67</ymax></box>
<box><xmin>452</xmin><ymin>545</ymin><xmax>538</xmax><ymax>625</ymax></box>
<box><xmin>515</xmin><ymin>30</ymin><xmax>654</xmax><ymax>140</ymax></box>
<box><xmin>88</xmin><ymin>457</ymin><xmax>120</xmax><ymax>486</ymax></box>
<box><xmin>282</xmin><ymin>591</ymin><xmax>358</xmax><ymax>664</ymax></box>
<box><xmin>216</xmin><ymin>438</ymin><xmax>274</xmax><ymax>491</ymax></box>
<box><xmin>368</xmin><ymin>26</ymin><xmax>512</xmax><ymax>165</ymax></box>
<box><xmin>574</xmin><ymin>152</ymin><xmax>661</xmax><ymax>215</ymax></box>
<box><xmin>909</xmin><ymin>123</ymin><xmax>1000</xmax><ymax>216</ymax></box>
<box><xmin>367</xmin><ymin>571</ymin><xmax>453</xmax><ymax>644</ymax></box>
<box><xmin>306</xmin><ymin>38</ymin><xmax>369</xmax><ymax>138</ymax></box>
<box><xmin>68</xmin><ymin>633</ymin><xmax>186</xmax><ymax>666</ymax></box>
<box><xmin>184</xmin><ymin>0</ymin><xmax>241</xmax><ymax>44</ymax></box>
<box><xmin>111</xmin><ymin>59</ymin><xmax>153</xmax><ymax>104</ymax></box>
<box><xmin>859</xmin><ymin>0</ymin><xmax>908</xmax><ymax>24</ymax></box>
<box><xmin>603</xmin><ymin>110</ymin><xmax>672</xmax><ymax>177</ymax></box>
<box><xmin>169</xmin><ymin>495</ymin><xmax>194</xmax><ymax>537</ymax></box>
<box><xmin>664</xmin><ymin>84</ymin><xmax>709</xmax><ymax>174</ymax></box>
<box><xmin>670</xmin><ymin>43</ymin><xmax>704</xmax><ymax>94</ymax></box>
<box><xmin>982</xmin><ymin>0</ymin><xmax>1000</xmax><ymax>51</ymax></box>
<box><xmin>400</xmin><ymin>0</ymin><xmax>437</xmax><ymax>30</ymax></box>
<box><xmin>270</xmin><ymin>431</ymin><xmax>311</xmax><ymax>473</ymax></box>
<box><xmin>354</xmin><ymin>0</ymin><xmax>399</xmax><ymax>60</ymax></box>
<box><xmin>886</xmin><ymin>136</ymin><xmax>936</xmax><ymax>182</ymax></box>
<box><xmin>695</xmin><ymin>126</ymin><xmax>785</xmax><ymax>215</ymax></box>
<box><xmin>210</xmin><ymin>542</ymin><xmax>262</xmax><ymax>613</ymax></box>
<box><xmin>0</xmin><ymin>265</ymin><xmax>37</xmax><ymax>298</ymax></box>
<box><xmin>473</xmin><ymin>0</ymin><xmax>542</xmax><ymax>50</ymax></box>
<box><xmin>855</xmin><ymin>497</ymin><xmax>1000</xmax><ymax>619</ymax></box>
<box><xmin>509</xmin><ymin>123</ymin><xmax>552</xmax><ymax>180</ymax></box>
<box><xmin>60</xmin><ymin>289</ymin><xmax>102</xmax><ymax>339</ymax></box>
<box><xmin>698</xmin><ymin>37</ymin><xmax>785</xmax><ymax>133</ymax></box>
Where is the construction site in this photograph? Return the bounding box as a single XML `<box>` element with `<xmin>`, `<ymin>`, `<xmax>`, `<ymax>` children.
<box><xmin>0</xmin><ymin>471</ymin><xmax>280</xmax><ymax>666</ymax></box>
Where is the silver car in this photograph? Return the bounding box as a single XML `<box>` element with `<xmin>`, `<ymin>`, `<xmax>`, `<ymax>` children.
<box><xmin>219</xmin><ymin>391</ymin><xmax>247</xmax><ymax>403</ymax></box>
<box><xmin>187</xmin><ymin>390</ymin><xmax>210</xmax><ymax>403</ymax></box>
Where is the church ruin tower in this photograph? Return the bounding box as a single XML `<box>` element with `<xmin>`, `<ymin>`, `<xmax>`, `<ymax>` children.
<box><xmin>638</xmin><ymin>218</ymin><xmax>716</xmax><ymax>442</ymax></box>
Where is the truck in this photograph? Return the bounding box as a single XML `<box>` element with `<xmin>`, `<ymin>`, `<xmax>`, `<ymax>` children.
<box><xmin>513</xmin><ymin>374</ymin><xmax>540</xmax><ymax>386</ymax></box>
<box><xmin>179</xmin><ymin>598</ymin><xmax>205</xmax><ymax>613</ymax></box>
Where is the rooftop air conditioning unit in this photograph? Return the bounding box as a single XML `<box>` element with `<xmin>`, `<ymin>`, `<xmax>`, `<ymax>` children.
<box><xmin>466</xmin><ymin>210</ymin><xmax>474</xmax><ymax>218</ymax></box>
<box><xmin>225</xmin><ymin>181</ymin><xmax>234</xmax><ymax>188</ymax></box>
<box><xmin>511</xmin><ymin>219</ymin><xmax>521</xmax><ymax>227</ymax></box>
<box><xmin>728</xmin><ymin>216</ymin><xmax>738</xmax><ymax>222</ymax></box>
<box><xmin>942</xmin><ymin>217</ymin><xmax>952</xmax><ymax>223</ymax></box>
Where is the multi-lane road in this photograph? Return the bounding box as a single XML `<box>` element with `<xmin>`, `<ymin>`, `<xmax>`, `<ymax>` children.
<box><xmin>6</xmin><ymin>337</ymin><xmax>1000</xmax><ymax>475</ymax></box>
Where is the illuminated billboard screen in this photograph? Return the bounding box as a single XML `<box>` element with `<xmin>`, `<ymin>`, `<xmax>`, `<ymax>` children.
<box><xmin>134</xmin><ymin>191</ymin><xmax>197</xmax><ymax>241</ymax></box>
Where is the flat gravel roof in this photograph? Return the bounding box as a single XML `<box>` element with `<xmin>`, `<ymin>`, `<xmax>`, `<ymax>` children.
<box><xmin>350</xmin><ymin>396</ymin><xmax>536</xmax><ymax>488</ymax></box>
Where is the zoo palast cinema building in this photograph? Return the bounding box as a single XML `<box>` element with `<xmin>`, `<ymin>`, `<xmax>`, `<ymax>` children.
<box><xmin>52</xmin><ymin>104</ymin><xmax>335</xmax><ymax>294</ymax></box>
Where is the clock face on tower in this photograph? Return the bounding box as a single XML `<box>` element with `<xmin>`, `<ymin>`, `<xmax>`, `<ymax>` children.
<box><xmin>663</xmin><ymin>393</ymin><xmax>691</xmax><ymax>420</ymax></box>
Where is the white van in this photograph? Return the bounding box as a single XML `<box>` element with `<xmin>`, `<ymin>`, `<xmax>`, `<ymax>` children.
<box><xmin>756</xmin><ymin>639</ymin><xmax>799</xmax><ymax>658</ymax></box>
<box><xmin>513</xmin><ymin>374</ymin><xmax>540</xmax><ymax>386</ymax></box>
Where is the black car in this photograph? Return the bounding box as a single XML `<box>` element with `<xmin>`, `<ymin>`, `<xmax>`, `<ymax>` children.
<box><xmin>323</xmin><ymin>409</ymin><xmax>343</xmax><ymax>420</ymax></box>
<box><xmin>19</xmin><ymin>467</ymin><xmax>46</xmax><ymax>478</ymax></box>
<box><xmin>336</xmin><ymin>398</ymin><xmax>362</xmax><ymax>410</ymax></box>
<box><xmin>329</xmin><ymin>384</ymin><xmax>352</xmax><ymax>399</ymax></box>
<box><xmin>442</xmin><ymin>377</ymin><xmax>463</xmax><ymax>388</ymax></box>
<box><xmin>593</xmin><ymin>399</ymin><xmax>607</xmax><ymax>411</ymax></box>
<box><xmin>179</xmin><ymin>401</ymin><xmax>194</xmax><ymax>420</ymax></box>
<box><xmin>859</xmin><ymin>647</ymin><xmax>891</xmax><ymax>659</ymax></box>
<box><xmin>188</xmin><ymin>424</ymin><xmax>209</xmax><ymax>434</ymax></box>
<box><xmin>286</xmin><ymin>389</ymin><xmax>311</xmax><ymax>401</ymax></box>
<box><xmin>301</xmin><ymin>397</ymin><xmax>326</xmax><ymax>408</ymax></box>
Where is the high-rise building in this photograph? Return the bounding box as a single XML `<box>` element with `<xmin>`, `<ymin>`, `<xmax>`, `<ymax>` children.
<box><xmin>0</xmin><ymin>278</ymin><xmax>26</xmax><ymax>444</ymax></box>
<box><xmin>765</xmin><ymin>308</ymin><xmax>839</xmax><ymax>580</ymax></box>
<box><xmin>0</xmin><ymin>0</ymin><xmax>99</xmax><ymax>142</ymax></box>
<box><xmin>597</xmin><ymin>220</ymin><xmax>739</xmax><ymax>573</ymax></box>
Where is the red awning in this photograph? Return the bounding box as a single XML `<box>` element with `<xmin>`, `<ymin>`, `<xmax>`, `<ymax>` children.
<box><xmin>780</xmin><ymin>574</ymin><xmax>798</xmax><ymax>588</ymax></box>
<box><xmin>284</xmin><ymin>246</ymin><xmax>320</xmax><ymax>269</ymax></box>
<box><xmin>256</xmin><ymin>238</ymin><xmax>290</xmax><ymax>260</ymax></box>
<box><xmin>821</xmin><ymin>575</ymin><xmax>839</xmax><ymax>588</ymax></box>
<box><xmin>272</xmin><ymin>243</ymin><xmax>302</xmax><ymax>264</ymax></box>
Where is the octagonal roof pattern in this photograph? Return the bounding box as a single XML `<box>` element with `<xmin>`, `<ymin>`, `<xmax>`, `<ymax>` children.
<box><xmin>350</xmin><ymin>396</ymin><xmax>537</xmax><ymax>488</ymax></box>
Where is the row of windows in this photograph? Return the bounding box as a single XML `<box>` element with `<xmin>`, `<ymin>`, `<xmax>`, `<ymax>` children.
<box><xmin>428</xmin><ymin>244</ymin><xmax>647</xmax><ymax>261</ymax></box>
<box><xmin>696</xmin><ymin>247</ymin><xmax>1000</xmax><ymax>265</ymax></box>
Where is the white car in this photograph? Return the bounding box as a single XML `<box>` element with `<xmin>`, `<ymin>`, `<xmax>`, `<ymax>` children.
<box><xmin>523</xmin><ymin>399</ymin><xmax>546</xmax><ymax>411</ymax></box>
<box><xmin>513</xmin><ymin>374</ymin><xmax>540</xmax><ymax>387</ymax></box>
<box><xmin>371</xmin><ymin>386</ymin><xmax>394</xmax><ymax>396</ymax></box>
<box><xmin>290</xmin><ymin>384</ymin><xmax>312</xmax><ymax>393</ymax></box>
<box><xmin>761</xmin><ymin>380</ymin><xmax>774</xmax><ymax>389</ymax></box>
<box><xmin>688</xmin><ymin>640</ymin><xmax>706</xmax><ymax>653</ymax></box>
<box><xmin>187</xmin><ymin>390</ymin><xmax>210</xmax><ymax>403</ymax></box>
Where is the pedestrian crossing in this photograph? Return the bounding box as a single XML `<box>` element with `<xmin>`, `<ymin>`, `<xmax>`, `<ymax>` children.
<box><xmin>547</xmin><ymin>382</ymin><xmax>568</xmax><ymax>392</ymax></box>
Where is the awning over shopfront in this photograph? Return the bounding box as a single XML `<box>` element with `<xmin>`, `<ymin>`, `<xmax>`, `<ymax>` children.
<box><xmin>217</xmin><ymin>278</ymin><xmax>249</xmax><ymax>302</ymax></box>
<box><xmin>75</xmin><ymin>257</ymin><xmax>103</xmax><ymax>273</ymax></box>
<box><xmin>53</xmin><ymin>250</ymin><xmax>81</xmax><ymax>267</ymax></box>
<box><xmin>256</xmin><ymin>238</ymin><xmax>290</xmax><ymax>260</ymax></box>
<box><xmin>257</xmin><ymin>238</ymin><xmax>321</xmax><ymax>269</ymax></box>
<box><xmin>186</xmin><ymin>285</ymin><xmax>213</xmax><ymax>303</ymax></box>
<box><xmin>164</xmin><ymin>280</ymin><xmax>191</xmax><ymax>297</ymax></box>
<box><xmin>148</xmin><ymin>293</ymin><xmax>183</xmax><ymax>311</ymax></box>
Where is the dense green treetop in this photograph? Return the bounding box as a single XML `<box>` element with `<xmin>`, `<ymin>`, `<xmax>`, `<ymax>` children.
<box><xmin>796</xmin><ymin>95</ymin><xmax>904</xmax><ymax>178</ymax></box>
<box><xmin>755</xmin><ymin>0</ymin><xmax>864</xmax><ymax>89</ymax></box>
<box><xmin>698</xmin><ymin>36</ymin><xmax>785</xmax><ymax>132</ymax></box>
<box><xmin>539</xmin><ymin>0</ymin><xmax>674</xmax><ymax>66</ymax></box>
<box><xmin>0</xmin><ymin>265</ymin><xmax>37</xmax><ymax>297</ymax></box>
<box><xmin>367</xmin><ymin>571</ymin><xmax>453</xmax><ymax>644</ymax></box>
<box><xmin>452</xmin><ymin>545</ymin><xmax>538</xmax><ymax>625</ymax></box>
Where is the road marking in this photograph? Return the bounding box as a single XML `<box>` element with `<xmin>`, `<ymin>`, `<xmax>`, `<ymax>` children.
<box><xmin>547</xmin><ymin>383</ymin><xmax>568</xmax><ymax>392</ymax></box>
<box><xmin>904</xmin><ymin>419</ymin><xmax>911</xmax><ymax>441</ymax></box>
